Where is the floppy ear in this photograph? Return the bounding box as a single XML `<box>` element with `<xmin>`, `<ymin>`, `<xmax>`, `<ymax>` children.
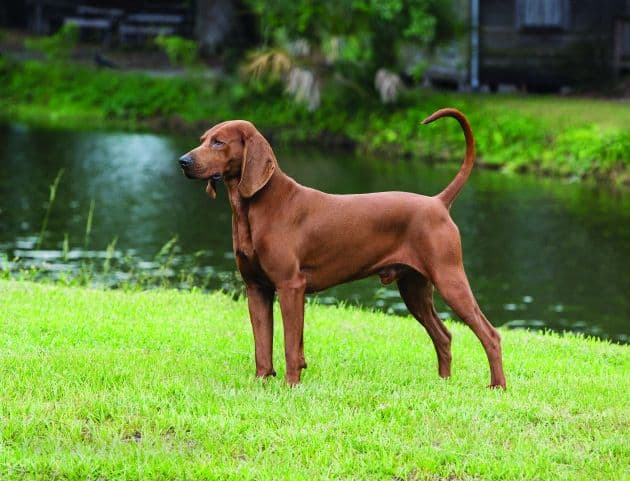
<box><xmin>238</xmin><ymin>132</ymin><xmax>276</xmax><ymax>198</ymax></box>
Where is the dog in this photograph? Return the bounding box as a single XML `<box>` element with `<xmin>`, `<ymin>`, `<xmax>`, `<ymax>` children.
<box><xmin>178</xmin><ymin>108</ymin><xmax>506</xmax><ymax>389</ymax></box>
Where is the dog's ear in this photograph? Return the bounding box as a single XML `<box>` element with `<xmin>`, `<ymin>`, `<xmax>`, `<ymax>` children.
<box><xmin>238</xmin><ymin>131</ymin><xmax>276</xmax><ymax>198</ymax></box>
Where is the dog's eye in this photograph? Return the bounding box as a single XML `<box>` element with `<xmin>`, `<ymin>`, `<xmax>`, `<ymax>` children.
<box><xmin>211</xmin><ymin>140</ymin><xmax>224</xmax><ymax>149</ymax></box>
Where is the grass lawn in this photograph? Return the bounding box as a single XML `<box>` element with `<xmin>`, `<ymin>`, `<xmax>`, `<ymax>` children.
<box><xmin>0</xmin><ymin>280</ymin><xmax>628</xmax><ymax>480</ymax></box>
<box><xmin>473</xmin><ymin>93</ymin><xmax>630</xmax><ymax>131</ymax></box>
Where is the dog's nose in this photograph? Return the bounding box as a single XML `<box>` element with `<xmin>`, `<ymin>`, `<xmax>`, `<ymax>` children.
<box><xmin>179</xmin><ymin>153</ymin><xmax>193</xmax><ymax>168</ymax></box>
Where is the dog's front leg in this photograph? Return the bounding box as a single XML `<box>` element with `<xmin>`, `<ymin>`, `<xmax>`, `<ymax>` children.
<box><xmin>246</xmin><ymin>284</ymin><xmax>276</xmax><ymax>378</ymax></box>
<box><xmin>277</xmin><ymin>278</ymin><xmax>307</xmax><ymax>385</ymax></box>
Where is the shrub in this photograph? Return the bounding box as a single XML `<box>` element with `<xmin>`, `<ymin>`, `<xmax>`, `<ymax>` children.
<box><xmin>0</xmin><ymin>59</ymin><xmax>627</xmax><ymax>182</ymax></box>
<box><xmin>154</xmin><ymin>34</ymin><xmax>198</xmax><ymax>68</ymax></box>
<box><xmin>24</xmin><ymin>23</ymin><xmax>79</xmax><ymax>63</ymax></box>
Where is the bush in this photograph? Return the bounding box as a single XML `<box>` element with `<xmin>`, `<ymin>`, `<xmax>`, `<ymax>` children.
<box><xmin>24</xmin><ymin>23</ymin><xmax>79</xmax><ymax>63</ymax></box>
<box><xmin>547</xmin><ymin>127</ymin><xmax>630</xmax><ymax>177</ymax></box>
<box><xmin>0</xmin><ymin>59</ymin><xmax>628</xmax><ymax>183</ymax></box>
<box><xmin>154</xmin><ymin>34</ymin><xmax>198</xmax><ymax>68</ymax></box>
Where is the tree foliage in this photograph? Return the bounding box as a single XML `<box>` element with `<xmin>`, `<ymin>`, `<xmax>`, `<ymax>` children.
<box><xmin>244</xmin><ymin>0</ymin><xmax>458</xmax><ymax>74</ymax></box>
<box><xmin>241</xmin><ymin>0</ymin><xmax>459</xmax><ymax>105</ymax></box>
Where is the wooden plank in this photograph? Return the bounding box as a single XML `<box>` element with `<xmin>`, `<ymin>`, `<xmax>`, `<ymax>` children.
<box><xmin>64</xmin><ymin>17</ymin><xmax>111</xmax><ymax>30</ymax></box>
<box><xmin>76</xmin><ymin>5</ymin><xmax>123</xmax><ymax>18</ymax></box>
<box><xmin>125</xmin><ymin>13</ymin><xmax>183</xmax><ymax>25</ymax></box>
<box><xmin>119</xmin><ymin>24</ymin><xmax>175</xmax><ymax>36</ymax></box>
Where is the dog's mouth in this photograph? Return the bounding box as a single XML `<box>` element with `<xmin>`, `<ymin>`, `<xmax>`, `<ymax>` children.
<box><xmin>205</xmin><ymin>173</ymin><xmax>223</xmax><ymax>199</ymax></box>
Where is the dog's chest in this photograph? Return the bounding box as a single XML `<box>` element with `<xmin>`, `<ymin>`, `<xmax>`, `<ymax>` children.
<box><xmin>233</xmin><ymin>233</ymin><xmax>270</xmax><ymax>285</ymax></box>
<box><xmin>228</xmin><ymin>189</ymin><xmax>254</xmax><ymax>257</ymax></box>
<box><xmin>232</xmin><ymin>214</ymin><xmax>253</xmax><ymax>256</ymax></box>
<box><xmin>230</xmin><ymin>204</ymin><xmax>270</xmax><ymax>284</ymax></box>
<box><xmin>227</xmin><ymin>188</ymin><xmax>281</xmax><ymax>286</ymax></box>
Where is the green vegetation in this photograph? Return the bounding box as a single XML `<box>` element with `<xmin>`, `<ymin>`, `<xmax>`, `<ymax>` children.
<box><xmin>245</xmin><ymin>0</ymin><xmax>458</xmax><ymax>78</ymax></box>
<box><xmin>0</xmin><ymin>280</ymin><xmax>627</xmax><ymax>480</ymax></box>
<box><xmin>23</xmin><ymin>23</ymin><xmax>79</xmax><ymax>63</ymax></box>
<box><xmin>0</xmin><ymin>57</ymin><xmax>628</xmax><ymax>183</ymax></box>
<box><xmin>35</xmin><ymin>168</ymin><xmax>64</xmax><ymax>249</ymax></box>
<box><xmin>2</xmin><ymin>233</ymin><xmax>244</xmax><ymax>295</ymax></box>
<box><xmin>155</xmin><ymin>34</ymin><xmax>199</xmax><ymax>68</ymax></box>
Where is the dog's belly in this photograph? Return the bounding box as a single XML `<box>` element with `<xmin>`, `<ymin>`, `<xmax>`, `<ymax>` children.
<box><xmin>303</xmin><ymin>263</ymin><xmax>411</xmax><ymax>293</ymax></box>
<box><xmin>300</xmin><ymin>244</ymin><xmax>412</xmax><ymax>292</ymax></box>
<box><xmin>297</xmin><ymin>196</ymin><xmax>423</xmax><ymax>291</ymax></box>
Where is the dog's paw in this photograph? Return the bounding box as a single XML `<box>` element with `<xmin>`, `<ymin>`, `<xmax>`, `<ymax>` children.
<box><xmin>487</xmin><ymin>382</ymin><xmax>507</xmax><ymax>390</ymax></box>
<box><xmin>285</xmin><ymin>372</ymin><xmax>302</xmax><ymax>386</ymax></box>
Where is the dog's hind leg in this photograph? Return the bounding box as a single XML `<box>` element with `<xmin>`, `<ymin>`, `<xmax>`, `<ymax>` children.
<box><xmin>431</xmin><ymin>265</ymin><xmax>506</xmax><ymax>389</ymax></box>
<box><xmin>398</xmin><ymin>269</ymin><xmax>452</xmax><ymax>379</ymax></box>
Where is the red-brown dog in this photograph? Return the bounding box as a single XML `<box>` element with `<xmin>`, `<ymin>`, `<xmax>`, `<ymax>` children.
<box><xmin>179</xmin><ymin>108</ymin><xmax>506</xmax><ymax>388</ymax></box>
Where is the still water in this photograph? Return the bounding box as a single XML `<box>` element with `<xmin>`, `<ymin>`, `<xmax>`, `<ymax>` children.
<box><xmin>0</xmin><ymin>123</ymin><xmax>628</xmax><ymax>342</ymax></box>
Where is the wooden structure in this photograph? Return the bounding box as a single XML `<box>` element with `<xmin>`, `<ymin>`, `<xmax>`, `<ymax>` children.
<box><xmin>5</xmin><ymin>1</ymin><xmax>629</xmax><ymax>89</ymax></box>
<box><xmin>613</xmin><ymin>15</ymin><xmax>630</xmax><ymax>76</ymax></box>
<box><xmin>410</xmin><ymin>0</ymin><xmax>629</xmax><ymax>91</ymax></box>
<box><xmin>475</xmin><ymin>0</ymin><xmax>630</xmax><ymax>90</ymax></box>
<box><xmin>23</xmin><ymin>0</ymin><xmax>193</xmax><ymax>45</ymax></box>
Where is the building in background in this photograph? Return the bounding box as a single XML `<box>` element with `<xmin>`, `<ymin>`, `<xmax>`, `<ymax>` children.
<box><xmin>0</xmin><ymin>0</ymin><xmax>256</xmax><ymax>53</ymax></box>
<box><xmin>473</xmin><ymin>0</ymin><xmax>630</xmax><ymax>91</ymax></box>
<box><xmin>1</xmin><ymin>0</ymin><xmax>629</xmax><ymax>91</ymax></box>
<box><xmin>424</xmin><ymin>0</ymin><xmax>630</xmax><ymax>91</ymax></box>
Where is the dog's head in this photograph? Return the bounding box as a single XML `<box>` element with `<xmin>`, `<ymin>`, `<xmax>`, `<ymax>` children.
<box><xmin>178</xmin><ymin>120</ymin><xmax>277</xmax><ymax>199</ymax></box>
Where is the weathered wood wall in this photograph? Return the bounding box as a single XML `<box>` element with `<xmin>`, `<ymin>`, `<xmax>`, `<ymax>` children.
<box><xmin>479</xmin><ymin>0</ymin><xmax>628</xmax><ymax>89</ymax></box>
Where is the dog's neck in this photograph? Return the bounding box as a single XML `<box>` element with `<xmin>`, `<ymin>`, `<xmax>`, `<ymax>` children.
<box><xmin>224</xmin><ymin>167</ymin><xmax>297</xmax><ymax>209</ymax></box>
<box><xmin>224</xmin><ymin>168</ymin><xmax>296</xmax><ymax>259</ymax></box>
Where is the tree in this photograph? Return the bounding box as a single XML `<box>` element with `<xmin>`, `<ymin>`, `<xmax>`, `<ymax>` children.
<box><xmin>242</xmin><ymin>0</ymin><xmax>458</xmax><ymax>107</ymax></box>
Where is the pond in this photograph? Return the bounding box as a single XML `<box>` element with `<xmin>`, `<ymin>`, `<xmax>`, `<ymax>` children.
<box><xmin>1</xmin><ymin>123</ymin><xmax>628</xmax><ymax>342</ymax></box>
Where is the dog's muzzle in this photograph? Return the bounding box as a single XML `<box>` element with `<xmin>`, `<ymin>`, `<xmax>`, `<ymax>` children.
<box><xmin>178</xmin><ymin>153</ymin><xmax>193</xmax><ymax>169</ymax></box>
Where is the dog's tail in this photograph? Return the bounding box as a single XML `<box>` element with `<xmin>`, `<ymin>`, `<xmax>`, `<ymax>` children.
<box><xmin>422</xmin><ymin>108</ymin><xmax>475</xmax><ymax>209</ymax></box>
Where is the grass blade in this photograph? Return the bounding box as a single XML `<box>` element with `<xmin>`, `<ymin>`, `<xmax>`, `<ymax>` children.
<box><xmin>83</xmin><ymin>199</ymin><xmax>95</xmax><ymax>250</ymax></box>
<box><xmin>36</xmin><ymin>168</ymin><xmax>64</xmax><ymax>249</ymax></box>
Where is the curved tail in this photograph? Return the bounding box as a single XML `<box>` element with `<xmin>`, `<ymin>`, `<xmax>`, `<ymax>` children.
<box><xmin>422</xmin><ymin>108</ymin><xmax>475</xmax><ymax>209</ymax></box>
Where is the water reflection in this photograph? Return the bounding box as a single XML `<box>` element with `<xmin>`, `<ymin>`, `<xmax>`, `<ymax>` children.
<box><xmin>0</xmin><ymin>124</ymin><xmax>628</xmax><ymax>343</ymax></box>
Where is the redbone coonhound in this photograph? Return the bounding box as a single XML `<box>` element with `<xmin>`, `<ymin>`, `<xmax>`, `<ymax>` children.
<box><xmin>179</xmin><ymin>108</ymin><xmax>506</xmax><ymax>389</ymax></box>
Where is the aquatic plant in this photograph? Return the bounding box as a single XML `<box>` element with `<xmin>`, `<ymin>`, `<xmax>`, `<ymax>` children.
<box><xmin>36</xmin><ymin>169</ymin><xmax>64</xmax><ymax>249</ymax></box>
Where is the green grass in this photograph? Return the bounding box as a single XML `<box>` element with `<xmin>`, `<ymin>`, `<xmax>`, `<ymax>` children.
<box><xmin>0</xmin><ymin>280</ymin><xmax>628</xmax><ymax>480</ymax></box>
<box><xmin>476</xmin><ymin>94</ymin><xmax>630</xmax><ymax>131</ymax></box>
<box><xmin>1</xmin><ymin>57</ymin><xmax>628</xmax><ymax>183</ymax></box>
